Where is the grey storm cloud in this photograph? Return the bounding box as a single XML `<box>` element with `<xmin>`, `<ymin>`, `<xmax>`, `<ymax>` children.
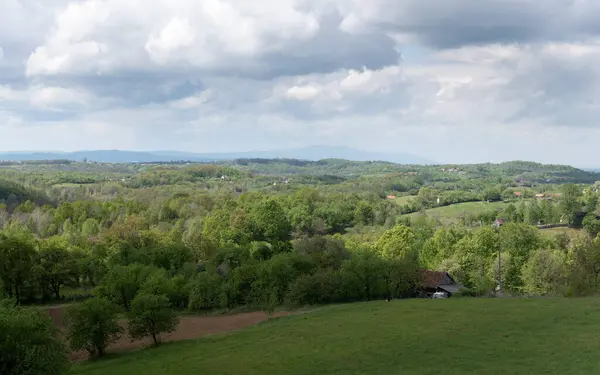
<box><xmin>350</xmin><ymin>0</ymin><xmax>600</xmax><ymax>48</ymax></box>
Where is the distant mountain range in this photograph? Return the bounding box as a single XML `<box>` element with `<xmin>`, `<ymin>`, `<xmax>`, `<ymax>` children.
<box><xmin>0</xmin><ymin>146</ymin><xmax>435</xmax><ymax>165</ymax></box>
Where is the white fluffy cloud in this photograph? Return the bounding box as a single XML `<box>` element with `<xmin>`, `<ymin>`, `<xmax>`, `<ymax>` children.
<box><xmin>2</xmin><ymin>0</ymin><xmax>600</xmax><ymax>166</ymax></box>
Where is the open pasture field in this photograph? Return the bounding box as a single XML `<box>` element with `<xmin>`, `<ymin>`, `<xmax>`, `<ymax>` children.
<box><xmin>70</xmin><ymin>298</ymin><xmax>600</xmax><ymax>375</ymax></box>
<box><xmin>406</xmin><ymin>200</ymin><xmax>513</xmax><ymax>224</ymax></box>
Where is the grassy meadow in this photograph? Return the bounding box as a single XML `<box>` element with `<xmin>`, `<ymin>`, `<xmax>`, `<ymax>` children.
<box><xmin>405</xmin><ymin>201</ymin><xmax>513</xmax><ymax>224</ymax></box>
<box><xmin>70</xmin><ymin>298</ymin><xmax>600</xmax><ymax>375</ymax></box>
<box><xmin>539</xmin><ymin>226</ymin><xmax>582</xmax><ymax>239</ymax></box>
<box><xmin>393</xmin><ymin>195</ymin><xmax>417</xmax><ymax>206</ymax></box>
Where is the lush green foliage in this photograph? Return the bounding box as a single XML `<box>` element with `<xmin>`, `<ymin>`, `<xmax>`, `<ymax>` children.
<box><xmin>127</xmin><ymin>293</ymin><xmax>179</xmax><ymax>345</ymax></box>
<box><xmin>0</xmin><ymin>160</ymin><xmax>598</xmax><ymax>313</ymax></box>
<box><xmin>65</xmin><ymin>298</ymin><xmax>123</xmax><ymax>358</ymax></box>
<box><xmin>0</xmin><ymin>159</ymin><xmax>599</xmax><ymax>309</ymax></box>
<box><xmin>0</xmin><ymin>300</ymin><xmax>69</xmax><ymax>375</ymax></box>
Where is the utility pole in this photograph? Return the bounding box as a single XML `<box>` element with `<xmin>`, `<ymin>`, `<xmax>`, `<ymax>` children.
<box><xmin>497</xmin><ymin>247</ymin><xmax>502</xmax><ymax>297</ymax></box>
<box><xmin>492</xmin><ymin>221</ymin><xmax>502</xmax><ymax>297</ymax></box>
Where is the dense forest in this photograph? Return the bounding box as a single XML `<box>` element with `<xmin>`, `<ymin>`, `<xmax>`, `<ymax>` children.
<box><xmin>2</xmin><ymin>158</ymin><xmax>600</xmax><ymax>309</ymax></box>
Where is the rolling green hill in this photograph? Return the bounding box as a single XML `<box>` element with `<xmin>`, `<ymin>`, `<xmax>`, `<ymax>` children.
<box><xmin>70</xmin><ymin>298</ymin><xmax>600</xmax><ymax>375</ymax></box>
<box><xmin>0</xmin><ymin>179</ymin><xmax>51</xmax><ymax>207</ymax></box>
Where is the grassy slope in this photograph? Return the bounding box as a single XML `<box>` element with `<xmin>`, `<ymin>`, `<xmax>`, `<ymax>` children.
<box><xmin>394</xmin><ymin>195</ymin><xmax>417</xmax><ymax>205</ymax></box>
<box><xmin>539</xmin><ymin>226</ymin><xmax>582</xmax><ymax>239</ymax></box>
<box><xmin>406</xmin><ymin>201</ymin><xmax>513</xmax><ymax>224</ymax></box>
<box><xmin>71</xmin><ymin>298</ymin><xmax>600</xmax><ymax>375</ymax></box>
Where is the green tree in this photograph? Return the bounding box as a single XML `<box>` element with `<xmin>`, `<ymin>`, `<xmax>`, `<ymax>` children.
<box><xmin>293</xmin><ymin>236</ymin><xmax>350</xmax><ymax>270</ymax></box>
<box><xmin>499</xmin><ymin>223</ymin><xmax>540</xmax><ymax>264</ymax></box>
<box><xmin>65</xmin><ymin>298</ymin><xmax>122</xmax><ymax>358</ymax></box>
<box><xmin>251</xmin><ymin>198</ymin><xmax>292</xmax><ymax>252</ymax></box>
<box><xmin>503</xmin><ymin>204</ymin><xmax>518</xmax><ymax>222</ymax></box>
<box><xmin>81</xmin><ymin>218</ymin><xmax>100</xmax><ymax>237</ymax></box>
<box><xmin>483</xmin><ymin>187</ymin><xmax>502</xmax><ymax>202</ymax></box>
<box><xmin>188</xmin><ymin>271</ymin><xmax>224</xmax><ymax>310</ymax></box>
<box><xmin>0</xmin><ymin>300</ymin><xmax>69</xmax><ymax>375</ymax></box>
<box><xmin>525</xmin><ymin>199</ymin><xmax>542</xmax><ymax>224</ymax></box>
<box><xmin>127</xmin><ymin>293</ymin><xmax>179</xmax><ymax>346</ymax></box>
<box><xmin>554</xmin><ymin>231</ymin><xmax>571</xmax><ymax>251</ymax></box>
<box><xmin>251</xmin><ymin>253</ymin><xmax>315</xmax><ymax>306</ymax></box>
<box><xmin>521</xmin><ymin>249</ymin><xmax>567</xmax><ymax>295</ymax></box>
<box><xmin>566</xmin><ymin>236</ymin><xmax>600</xmax><ymax>295</ymax></box>
<box><xmin>183</xmin><ymin>219</ymin><xmax>216</xmax><ymax>262</ymax></box>
<box><xmin>339</xmin><ymin>250</ymin><xmax>388</xmax><ymax>301</ymax></box>
<box><xmin>582</xmin><ymin>213</ymin><xmax>600</xmax><ymax>238</ymax></box>
<box><xmin>36</xmin><ymin>239</ymin><xmax>78</xmax><ymax>299</ymax></box>
<box><xmin>451</xmin><ymin>235</ymin><xmax>495</xmax><ymax>290</ymax></box>
<box><xmin>354</xmin><ymin>201</ymin><xmax>375</xmax><ymax>226</ymax></box>
<box><xmin>559</xmin><ymin>184</ymin><xmax>583</xmax><ymax>225</ymax></box>
<box><xmin>95</xmin><ymin>265</ymin><xmax>157</xmax><ymax>311</ymax></box>
<box><xmin>539</xmin><ymin>199</ymin><xmax>558</xmax><ymax>224</ymax></box>
<box><xmin>375</xmin><ymin>224</ymin><xmax>416</xmax><ymax>260</ymax></box>
<box><xmin>202</xmin><ymin>208</ymin><xmax>252</xmax><ymax>248</ymax></box>
<box><xmin>0</xmin><ymin>232</ymin><xmax>37</xmax><ymax>302</ymax></box>
<box><xmin>420</xmin><ymin>227</ymin><xmax>466</xmax><ymax>269</ymax></box>
<box><xmin>287</xmin><ymin>188</ymin><xmax>319</xmax><ymax>234</ymax></box>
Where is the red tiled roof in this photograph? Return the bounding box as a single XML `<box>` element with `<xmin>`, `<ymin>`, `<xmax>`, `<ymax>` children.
<box><xmin>419</xmin><ymin>270</ymin><xmax>449</xmax><ymax>288</ymax></box>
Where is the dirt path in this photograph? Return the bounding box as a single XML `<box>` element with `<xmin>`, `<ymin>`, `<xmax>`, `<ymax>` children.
<box><xmin>45</xmin><ymin>305</ymin><xmax>292</xmax><ymax>361</ymax></box>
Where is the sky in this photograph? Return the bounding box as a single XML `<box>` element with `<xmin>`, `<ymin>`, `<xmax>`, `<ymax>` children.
<box><xmin>2</xmin><ymin>0</ymin><xmax>600</xmax><ymax>167</ymax></box>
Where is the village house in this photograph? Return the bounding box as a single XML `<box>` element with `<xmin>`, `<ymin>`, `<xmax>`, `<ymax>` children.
<box><xmin>420</xmin><ymin>270</ymin><xmax>467</xmax><ymax>298</ymax></box>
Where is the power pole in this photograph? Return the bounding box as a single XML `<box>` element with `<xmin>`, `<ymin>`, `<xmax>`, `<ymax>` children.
<box><xmin>497</xmin><ymin>247</ymin><xmax>502</xmax><ymax>297</ymax></box>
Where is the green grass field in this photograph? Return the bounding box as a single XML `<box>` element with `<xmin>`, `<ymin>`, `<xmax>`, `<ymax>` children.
<box><xmin>70</xmin><ymin>298</ymin><xmax>600</xmax><ymax>375</ymax></box>
<box><xmin>539</xmin><ymin>226</ymin><xmax>582</xmax><ymax>239</ymax></box>
<box><xmin>393</xmin><ymin>195</ymin><xmax>417</xmax><ymax>206</ymax></box>
<box><xmin>406</xmin><ymin>201</ymin><xmax>513</xmax><ymax>224</ymax></box>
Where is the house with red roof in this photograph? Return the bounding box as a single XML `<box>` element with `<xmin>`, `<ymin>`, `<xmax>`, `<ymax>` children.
<box><xmin>419</xmin><ymin>270</ymin><xmax>467</xmax><ymax>297</ymax></box>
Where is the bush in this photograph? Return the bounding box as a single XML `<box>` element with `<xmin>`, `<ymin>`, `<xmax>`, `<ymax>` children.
<box><xmin>452</xmin><ymin>289</ymin><xmax>477</xmax><ymax>298</ymax></box>
<box><xmin>0</xmin><ymin>300</ymin><xmax>69</xmax><ymax>375</ymax></box>
<box><xmin>65</xmin><ymin>298</ymin><xmax>123</xmax><ymax>358</ymax></box>
<box><xmin>128</xmin><ymin>294</ymin><xmax>179</xmax><ymax>346</ymax></box>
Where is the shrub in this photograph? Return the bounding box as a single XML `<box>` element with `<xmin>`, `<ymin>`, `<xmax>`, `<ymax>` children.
<box><xmin>0</xmin><ymin>300</ymin><xmax>69</xmax><ymax>375</ymax></box>
<box><xmin>65</xmin><ymin>298</ymin><xmax>123</xmax><ymax>358</ymax></box>
<box><xmin>128</xmin><ymin>294</ymin><xmax>179</xmax><ymax>346</ymax></box>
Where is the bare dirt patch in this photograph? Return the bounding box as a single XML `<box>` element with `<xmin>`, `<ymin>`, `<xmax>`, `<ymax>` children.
<box><xmin>44</xmin><ymin>305</ymin><xmax>292</xmax><ymax>361</ymax></box>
